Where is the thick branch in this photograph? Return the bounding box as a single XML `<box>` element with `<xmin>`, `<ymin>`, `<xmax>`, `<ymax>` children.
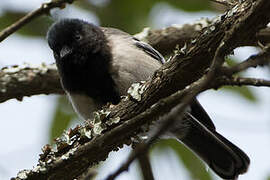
<box><xmin>13</xmin><ymin>75</ymin><xmax>207</xmax><ymax>180</ymax></box>
<box><xmin>107</xmin><ymin>14</ymin><xmax>270</xmax><ymax>178</ymax></box>
<box><xmin>135</xmin><ymin>24</ymin><xmax>270</xmax><ymax>56</ymax></box>
<box><xmin>0</xmin><ymin>0</ymin><xmax>76</xmax><ymax>42</ymax></box>
<box><xmin>1</xmin><ymin>24</ymin><xmax>270</xmax><ymax>103</ymax></box>
<box><xmin>105</xmin><ymin>74</ymin><xmax>209</xmax><ymax>180</ymax></box>
<box><xmin>0</xmin><ymin>64</ymin><xmax>63</xmax><ymax>103</ymax></box>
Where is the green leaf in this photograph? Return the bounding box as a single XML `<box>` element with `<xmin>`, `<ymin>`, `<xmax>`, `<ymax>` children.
<box><xmin>153</xmin><ymin>139</ymin><xmax>213</xmax><ymax>180</ymax></box>
<box><xmin>0</xmin><ymin>10</ymin><xmax>53</xmax><ymax>37</ymax></box>
<box><xmin>49</xmin><ymin>96</ymin><xmax>77</xmax><ymax>142</ymax></box>
<box><xmin>222</xmin><ymin>86</ymin><xmax>257</xmax><ymax>102</ymax></box>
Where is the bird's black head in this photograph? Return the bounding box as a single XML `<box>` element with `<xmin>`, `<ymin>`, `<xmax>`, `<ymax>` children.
<box><xmin>47</xmin><ymin>19</ymin><xmax>120</xmax><ymax>104</ymax></box>
<box><xmin>47</xmin><ymin>19</ymin><xmax>107</xmax><ymax>63</ymax></box>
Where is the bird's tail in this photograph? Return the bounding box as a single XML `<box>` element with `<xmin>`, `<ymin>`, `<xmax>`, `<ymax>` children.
<box><xmin>177</xmin><ymin>113</ymin><xmax>250</xmax><ymax>180</ymax></box>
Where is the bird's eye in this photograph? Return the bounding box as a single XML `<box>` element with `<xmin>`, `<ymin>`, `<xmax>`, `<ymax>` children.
<box><xmin>74</xmin><ymin>33</ymin><xmax>82</xmax><ymax>41</ymax></box>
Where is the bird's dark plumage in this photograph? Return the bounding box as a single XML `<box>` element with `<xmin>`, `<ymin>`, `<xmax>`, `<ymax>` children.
<box><xmin>47</xmin><ymin>18</ymin><xmax>249</xmax><ymax>180</ymax></box>
<box><xmin>47</xmin><ymin>19</ymin><xmax>120</xmax><ymax>104</ymax></box>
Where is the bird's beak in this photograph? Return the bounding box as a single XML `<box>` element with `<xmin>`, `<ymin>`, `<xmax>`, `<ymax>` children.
<box><xmin>60</xmin><ymin>45</ymin><xmax>72</xmax><ymax>59</ymax></box>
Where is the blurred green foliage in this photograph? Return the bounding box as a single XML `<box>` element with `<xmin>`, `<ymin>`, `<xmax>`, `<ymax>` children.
<box><xmin>222</xmin><ymin>86</ymin><xmax>257</xmax><ymax>102</ymax></box>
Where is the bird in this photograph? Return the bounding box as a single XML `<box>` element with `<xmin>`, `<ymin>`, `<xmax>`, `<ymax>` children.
<box><xmin>47</xmin><ymin>18</ymin><xmax>250</xmax><ymax>180</ymax></box>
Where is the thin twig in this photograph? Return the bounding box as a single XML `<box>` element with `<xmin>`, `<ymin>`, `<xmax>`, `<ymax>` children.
<box><xmin>0</xmin><ymin>0</ymin><xmax>76</xmax><ymax>42</ymax></box>
<box><xmin>216</xmin><ymin>76</ymin><xmax>270</xmax><ymax>88</ymax></box>
<box><xmin>223</xmin><ymin>46</ymin><xmax>270</xmax><ymax>76</ymax></box>
<box><xmin>138</xmin><ymin>151</ymin><xmax>154</xmax><ymax>180</ymax></box>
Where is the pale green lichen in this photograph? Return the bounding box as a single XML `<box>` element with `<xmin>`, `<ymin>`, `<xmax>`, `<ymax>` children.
<box><xmin>1</xmin><ymin>63</ymin><xmax>56</xmax><ymax>75</ymax></box>
<box><xmin>194</xmin><ymin>18</ymin><xmax>210</xmax><ymax>31</ymax></box>
<box><xmin>61</xmin><ymin>154</ymin><xmax>69</xmax><ymax>160</ymax></box>
<box><xmin>2</xmin><ymin>66</ymin><xmax>21</xmax><ymax>73</ymax></box>
<box><xmin>227</xmin><ymin>4</ymin><xmax>239</xmax><ymax>17</ymax></box>
<box><xmin>17</xmin><ymin>170</ymin><xmax>31</xmax><ymax>179</ymax></box>
<box><xmin>39</xmin><ymin>166</ymin><xmax>47</xmax><ymax>173</ymax></box>
<box><xmin>127</xmin><ymin>81</ymin><xmax>147</xmax><ymax>101</ymax></box>
<box><xmin>32</xmin><ymin>165</ymin><xmax>47</xmax><ymax>173</ymax></box>
<box><xmin>191</xmin><ymin>39</ymin><xmax>197</xmax><ymax>44</ymax></box>
<box><xmin>62</xmin><ymin>130</ymin><xmax>77</xmax><ymax>145</ymax></box>
<box><xmin>212</xmin><ymin>14</ymin><xmax>223</xmax><ymax>24</ymax></box>
<box><xmin>210</xmin><ymin>25</ymin><xmax>216</xmax><ymax>31</ymax></box>
<box><xmin>32</xmin><ymin>165</ymin><xmax>41</xmax><ymax>173</ymax></box>
<box><xmin>46</xmin><ymin>159</ymin><xmax>52</xmax><ymax>164</ymax></box>
<box><xmin>63</xmin><ymin>131</ymin><xmax>71</xmax><ymax>144</ymax></box>
<box><xmin>93</xmin><ymin>123</ymin><xmax>107</xmax><ymax>135</ymax></box>
<box><xmin>92</xmin><ymin>110</ymin><xmax>110</xmax><ymax>123</ymax></box>
<box><xmin>61</xmin><ymin>147</ymin><xmax>78</xmax><ymax>160</ymax></box>
<box><xmin>106</xmin><ymin>117</ymin><xmax>121</xmax><ymax>126</ymax></box>
<box><xmin>79</xmin><ymin>127</ymin><xmax>92</xmax><ymax>139</ymax></box>
<box><xmin>180</xmin><ymin>43</ymin><xmax>187</xmax><ymax>55</ymax></box>
<box><xmin>121</xmin><ymin>96</ymin><xmax>129</xmax><ymax>101</ymax></box>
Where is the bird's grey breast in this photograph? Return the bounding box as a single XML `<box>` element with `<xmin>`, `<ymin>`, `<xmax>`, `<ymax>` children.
<box><xmin>66</xmin><ymin>92</ymin><xmax>102</xmax><ymax>120</ymax></box>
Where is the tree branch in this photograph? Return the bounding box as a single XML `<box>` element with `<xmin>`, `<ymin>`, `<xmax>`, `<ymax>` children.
<box><xmin>105</xmin><ymin>74</ymin><xmax>209</xmax><ymax>180</ymax></box>
<box><xmin>0</xmin><ymin>0</ymin><xmax>76</xmax><ymax>42</ymax></box>
<box><xmin>1</xmin><ymin>21</ymin><xmax>270</xmax><ymax>103</ymax></box>
<box><xmin>105</xmin><ymin>27</ymin><xmax>270</xmax><ymax>179</ymax></box>
<box><xmin>223</xmin><ymin>46</ymin><xmax>270</xmax><ymax>76</ymax></box>
<box><xmin>135</xmin><ymin>23</ymin><xmax>270</xmax><ymax>57</ymax></box>
<box><xmin>138</xmin><ymin>152</ymin><xmax>154</xmax><ymax>180</ymax></box>
<box><xmin>0</xmin><ymin>64</ymin><xmax>63</xmax><ymax>103</ymax></box>
<box><xmin>10</xmin><ymin>0</ymin><xmax>270</xmax><ymax>179</ymax></box>
<box><xmin>215</xmin><ymin>76</ymin><xmax>270</xmax><ymax>88</ymax></box>
<box><xmin>13</xmin><ymin>75</ymin><xmax>207</xmax><ymax>180</ymax></box>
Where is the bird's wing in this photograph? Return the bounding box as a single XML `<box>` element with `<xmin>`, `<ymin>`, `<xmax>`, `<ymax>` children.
<box><xmin>102</xmin><ymin>27</ymin><xmax>162</xmax><ymax>95</ymax></box>
<box><xmin>132</xmin><ymin>37</ymin><xmax>165</xmax><ymax>64</ymax></box>
<box><xmin>102</xmin><ymin>27</ymin><xmax>165</xmax><ymax>64</ymax></box>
